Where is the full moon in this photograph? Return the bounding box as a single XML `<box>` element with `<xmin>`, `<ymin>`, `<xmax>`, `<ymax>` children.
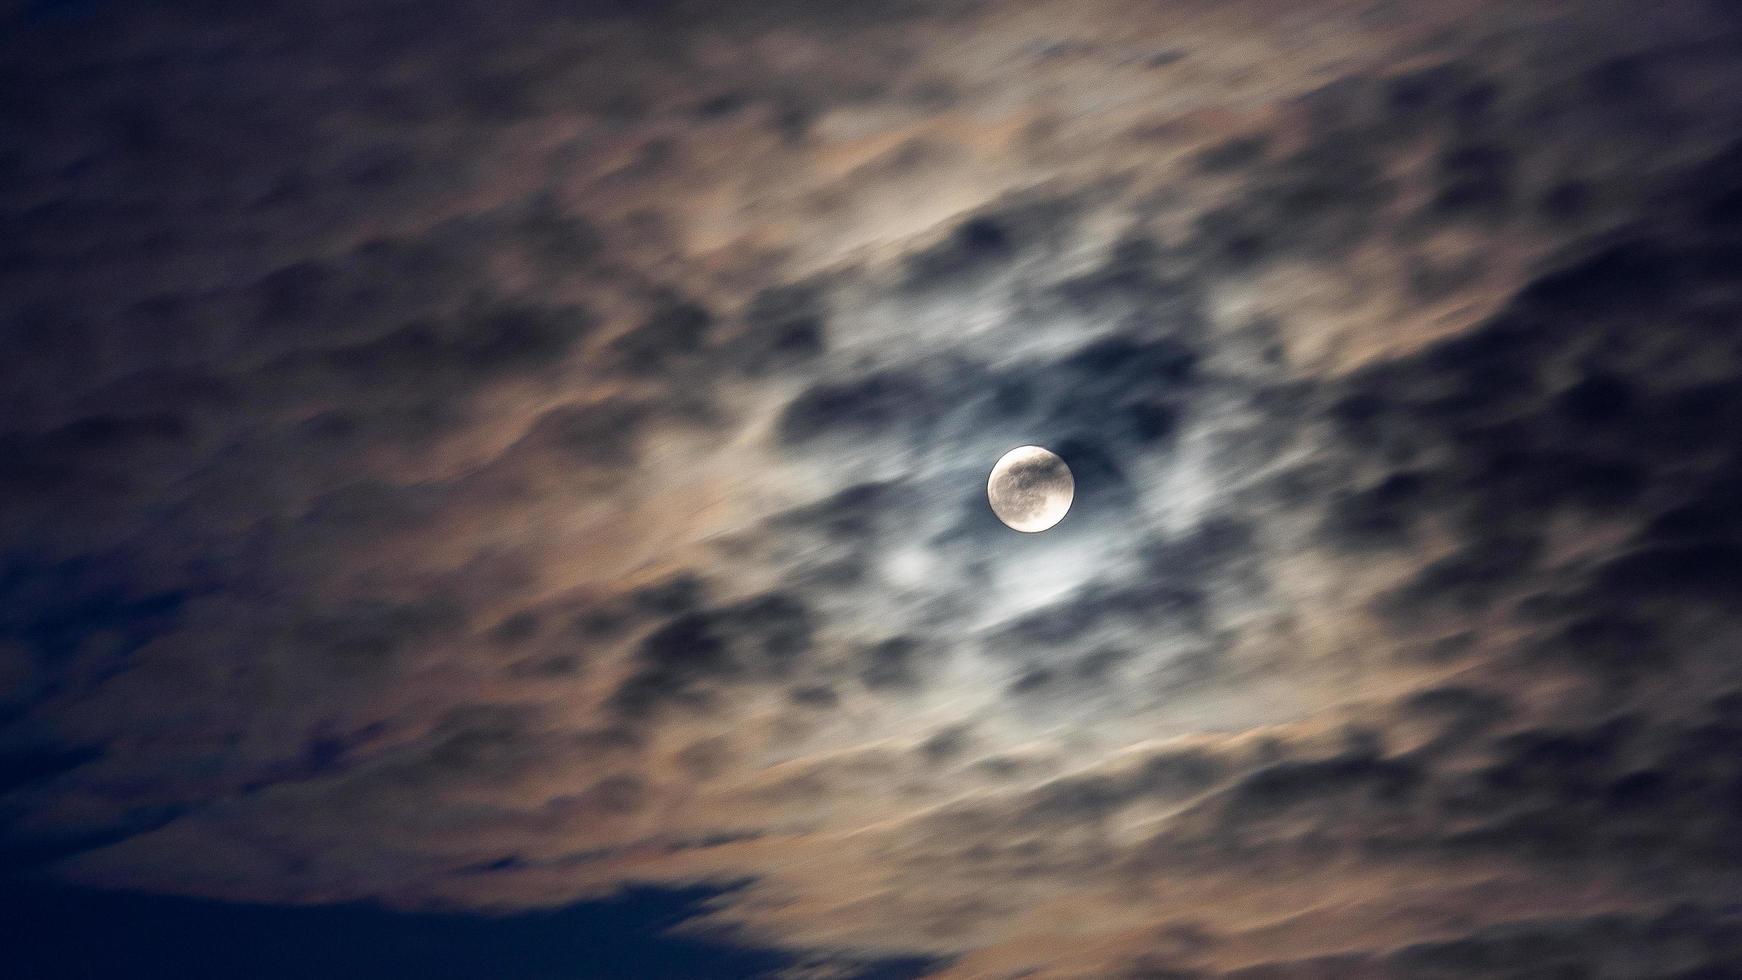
<box><xmin>987</xmin><ymin>445</ymin><xmax>1074</xmax><ymax>532</ymax></box>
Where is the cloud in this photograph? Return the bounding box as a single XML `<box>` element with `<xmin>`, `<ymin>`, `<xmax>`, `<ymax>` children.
<box><xmin>6</xmin><ymin>0</ymin><xmax>1742</xmax><ymax>975</ymax></box>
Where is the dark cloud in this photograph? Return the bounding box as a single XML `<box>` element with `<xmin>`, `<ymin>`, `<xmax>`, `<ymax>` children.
<box><xmin>901</xmin><ymin>215</ymin><xmax>1017</xmax><ymax>287</ymax></box>
<box><xmin>1191</xmin><ymin>125</ymin><xmax>1394</xmax><ymax>268</ymax></box>
<box><xmin>502</xmin><ymin>398</ymin><xmax>657</xmax><ymax>469</ymax></box>
<box><xmin>858</xmin><ymin>636</ymin><xmax>925</xmax><ymax>691</ymax></box>
<box><xmin>772</xmin><ymin>481</ymin><xmax>915</xmax><ymax>544</ymax></box>
<box><xmin>1141</xmin><ymin>906</ymin><xmax>1742</xmax><ymax>979</ymax></box>
<box><xmin>731</xmin><ymin>283</ymin><xmax>828</xmax><ymax>376</ymax></box>
<box><xmin>607</xmin><ymin>297</ymin><xmax>714</xmax><ymax>376</ymax></box>
<box><xmin>777</xmin><ymin>368</ymin><xmax>944</xmax><ymax>447</ymax></box>
<box><xmin>610</xmin><ymin>591</ymin><xmax>815</xmax><ymax>719</ymax></box>
<box><xmin>274</xmin><ymin>300</ymin><xmax>595</xmax><ymax>403</ymax></box>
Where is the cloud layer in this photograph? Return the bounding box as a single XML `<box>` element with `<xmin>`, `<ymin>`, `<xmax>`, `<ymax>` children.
<box><xmin>6</xmin><ymin>0</ymin><xmax>1742</xmax><ymax>975</ymax></box>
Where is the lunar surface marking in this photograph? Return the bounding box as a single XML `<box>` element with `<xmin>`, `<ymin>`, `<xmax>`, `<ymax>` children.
<box><xmin>988</xmin><ymin>445</ymin><xmax>1074</xmax><ymax>532</ymax></box>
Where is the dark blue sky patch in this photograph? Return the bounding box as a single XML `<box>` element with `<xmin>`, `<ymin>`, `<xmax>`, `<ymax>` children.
<box><xmin>0</xmin><ymin>879</ymin><xmax>813</xmax><ymax>980</ymax></box>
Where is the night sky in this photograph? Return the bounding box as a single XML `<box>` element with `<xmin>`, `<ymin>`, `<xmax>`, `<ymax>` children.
<box><xmin>6</xmin><ymin>0</ymin><xmax>1742</xmax><ymax>977</ymax></box>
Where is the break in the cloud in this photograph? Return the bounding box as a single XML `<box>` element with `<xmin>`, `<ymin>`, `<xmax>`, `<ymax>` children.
<box><xmin>6</xmin><ymin>0</ymin><xmax>1742</xmax><ymax>975</ymax></box>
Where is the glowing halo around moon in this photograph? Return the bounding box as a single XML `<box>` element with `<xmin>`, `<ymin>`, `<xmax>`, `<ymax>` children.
<box><xmin>987</xmin><ymin>445</ymin><xmax>1074</xmax><ymax>532</ymax></box>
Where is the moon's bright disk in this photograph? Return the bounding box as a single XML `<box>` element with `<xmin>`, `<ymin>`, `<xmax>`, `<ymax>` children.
<box><xmin>988</xmin><ymin>446</ymin><xmax>1074</xmax><ymax>532</ymax></box>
